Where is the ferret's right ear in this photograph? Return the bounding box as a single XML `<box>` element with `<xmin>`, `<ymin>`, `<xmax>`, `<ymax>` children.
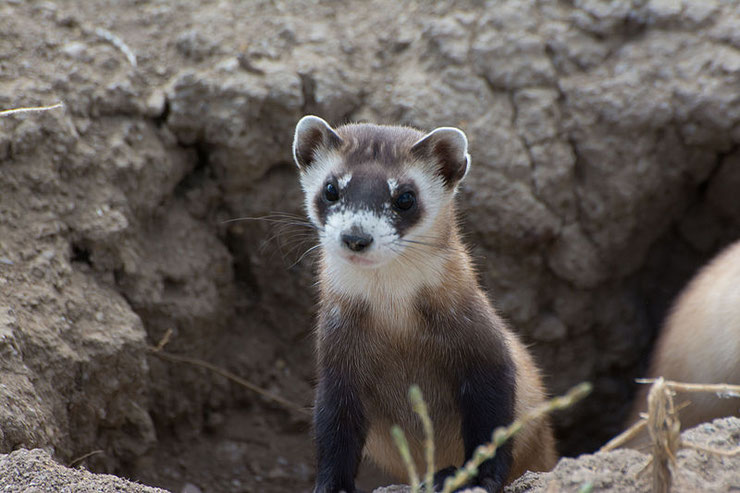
<box><xmin>292</xmin><ymin>115</ymin><xmax>343</xmax><ymax>171</ymax></box>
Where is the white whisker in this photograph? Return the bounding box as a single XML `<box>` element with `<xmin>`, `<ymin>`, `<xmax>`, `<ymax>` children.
<box><xmin>290</xmin><ymin>244</ymin><xmax>322</xmax><ymax>268</ymax></box>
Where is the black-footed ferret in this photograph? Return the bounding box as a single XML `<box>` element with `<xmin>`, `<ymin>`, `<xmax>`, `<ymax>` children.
<box><xmin>628</xmin><ymin>239</ymin><xmax>740</xmax><ymax>435</ymax></box>
<box><xmin>293</xmin><ymin>116</ymin><xmax>557</xmax><ymax>493</ymax></box>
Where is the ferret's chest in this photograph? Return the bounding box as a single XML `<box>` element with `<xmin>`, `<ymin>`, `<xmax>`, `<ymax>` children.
<box><xmin>365</xmin><ymin>296</ymin><xmax>418</xmax><ymax>337</ymax></box>
<box><xmin>320</xmin><ymin>298</ymin><xmax>468</xmax><ymax>472</ymax></box>
<box><xmin>344</xmin><ymin>312</ymin><xmax>461</xmax><ymax>421</ymax></box>
<box><xmin>320</xmin><ymin>283</ymin><xmax>467</xmax><ymax>416</ymax></box>
<box><xmin>352</xmin><ymin>326</ymin><xmax>465</xmax><ymax>473</ymax></box>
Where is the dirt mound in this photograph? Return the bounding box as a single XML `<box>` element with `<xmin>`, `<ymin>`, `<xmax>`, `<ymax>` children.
<box><xmin>5</xmin><ymin>417</ymin><xmax>737</xmax><ymax>493</ymax></box>
<box><xmin>374</xmin><ymin>417</ymin><xmax>740</xmax><ymax>493</ymax></box>
<box><xmin>508</xmin><ymin>416</ymin><xmax>740</xmax><ymax>493</ymax></box>
<box><xmin>1</xmin><ymin>0</ymin><xmax>739</xmax><ymax>492</ymax></box>
<box><xmin>0</xmin><ymin>448</ymin><xmax>167</xmax><ymax>493</ymax></box>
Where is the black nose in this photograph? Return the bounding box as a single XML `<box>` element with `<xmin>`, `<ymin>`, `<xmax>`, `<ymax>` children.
<box><xmin>341</xmin><ymin>233</ymin><xmax>373</xmax><ymax>252</ymax></box>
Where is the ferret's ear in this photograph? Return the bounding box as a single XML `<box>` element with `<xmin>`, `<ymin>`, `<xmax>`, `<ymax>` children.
<box><xmin>293</xmin><ymin>115</ymin><xmax>343</xmax><ymax>171</ymax></box>
<box><xmin>410</xmin><ymin>127</ymin><xmax>470</xmax><ymax>188</ymax></box>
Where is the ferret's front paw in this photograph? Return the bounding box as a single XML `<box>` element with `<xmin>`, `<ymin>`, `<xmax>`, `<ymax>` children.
<box><xmin>432</xmin><ymin>466</ymin><xmax>458</xmax><ymax>491</ymax></box>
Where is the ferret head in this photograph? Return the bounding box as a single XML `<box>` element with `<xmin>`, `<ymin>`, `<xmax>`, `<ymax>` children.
<box><xmin>293</xmin><ymin>115</ymin><xmax>469</xmax><ymax>270</ymax></box>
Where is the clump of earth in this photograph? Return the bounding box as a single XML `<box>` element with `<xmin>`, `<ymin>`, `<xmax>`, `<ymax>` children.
<box><xmin>2</xmin><ymin>418</ymin><xmax>739</xmax><ymax>492</ymax></box>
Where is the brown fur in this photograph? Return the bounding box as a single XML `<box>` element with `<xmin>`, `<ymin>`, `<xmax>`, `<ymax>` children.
<box><xmin>316</xmin><ymin>205</ymin><xmax>557</xmax><ymax>483</ymax></box>
<box><xmin>627</xmin><ymin>239</ymin><xmax>740</xmax><ymax>446</ymax></box>
<box><xmin>298</xmin><ymin>118</ymin><xmax>558</xmax><ymax>490</ymax></box>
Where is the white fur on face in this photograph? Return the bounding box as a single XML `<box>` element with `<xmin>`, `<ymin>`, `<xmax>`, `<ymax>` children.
<box><xmin>338</xmin><ymin>172</ymin><xmax>352</xmax><ymax>189</ymax></box>
<box><xmin>301</xmin><ymin>151</ymin><xmax>457</xmax><ymax>327</ymax></box>
<box><xmin>298</xmin><ymin>149</ymin><xmax>342</xmax><ymax>226</ymax></box>
<box><xmin>404</xmin><ymin>166</ymin><xmax>450</xmax><ymax>244</ymax></box>
<box><xmin>321</xmin><ymin>207</ymin><xmax>399</xmax><ymax>268</ymax></box>
<box><xmin>323</xmin><ymin>173</ymin><xmax>454</xmax><ymax>331</ymax></box>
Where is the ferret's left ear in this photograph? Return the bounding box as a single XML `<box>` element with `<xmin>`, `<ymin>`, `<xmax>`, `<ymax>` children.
<box><xmin>410</xmin><ymin>127</ymin><xmax>470</xmax><ymax>188</ymax></box>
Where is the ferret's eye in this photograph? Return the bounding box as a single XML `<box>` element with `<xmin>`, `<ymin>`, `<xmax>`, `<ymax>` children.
<box><xmin>394</xmin><ymin>191</ymin><xmax>415</xmax><ymax>211</ymax></box>
<box><xmin>324</xmin><ymin>182</ymin><xmax>339</xmax><ymax>202</ymax></box>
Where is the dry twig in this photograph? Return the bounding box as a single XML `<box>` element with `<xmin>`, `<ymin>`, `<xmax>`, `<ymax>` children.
<box><xmin>603</xmin><ymin>377</ymin><xmax>740</xmax><ymax>492</ymax></box>
<box><xmin>0</xmin><ymin>102</ymin><xmax>64</xmax><ymax>117</ymax></box>
<box><xmin>646</xmin><ymin>378</ymin><xmax>679</xmax><ymax>493</ymax></box>
<box><xmin>600</xmin><ymin>418</ymin><xmax>648</xmax><ymax>453</ymax></box>
<box><xmin>67</xmin><ymin>449</ymin><xmax>104</xmax><ymax>468</ymax></box>
<box><xmin>93</xmin><ymin>27</ymin><xmax>137</xmax><ymax>67</ymax></box>
<box><xmin>635</xmin><ymin>379</ymin><xmax>740</xmax><ymax>398</ymax></box>
<box><xmin>682</xmin><ymin>441</ymin><xmax>740</xmax><ymax>457</ymax></box>
<box><xmin>149</xmin><ymin>329</ymin><xmax>310</xmax><ymax>416</ymax></box>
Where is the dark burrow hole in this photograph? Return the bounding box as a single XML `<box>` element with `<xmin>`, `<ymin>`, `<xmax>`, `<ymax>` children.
<box><xmin>70</xmin><ymin>241</ymin><xmax>93</xmax><ymax>266</ymax></box>
<box><xmin>174</xmin><ymin>142</ymin><xmax>213</xmax><ymax>198</ymax></box>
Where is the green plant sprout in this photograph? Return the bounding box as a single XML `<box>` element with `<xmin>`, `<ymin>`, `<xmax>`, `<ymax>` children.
<box><xmin>391</xmin><ymin>382</ymin><xmax>593</xmax><ymax>493</ymax></box>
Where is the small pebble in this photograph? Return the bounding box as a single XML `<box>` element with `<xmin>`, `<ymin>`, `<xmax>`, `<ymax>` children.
<box><xmin>181</xmin><ymin>483</ymin><xmax>203</xmax><ymax>493</ymax></box>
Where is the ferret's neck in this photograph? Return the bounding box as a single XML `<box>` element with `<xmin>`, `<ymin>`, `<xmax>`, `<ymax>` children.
<box><xmin>321</xmin><ymin>247</ymin><xmax>448</xmax><ymax>304</ymax></box>
<box><xmin>319</xmin><ymin>224</ymin><xmax>472</xmax><ymax>316</ymax></box>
